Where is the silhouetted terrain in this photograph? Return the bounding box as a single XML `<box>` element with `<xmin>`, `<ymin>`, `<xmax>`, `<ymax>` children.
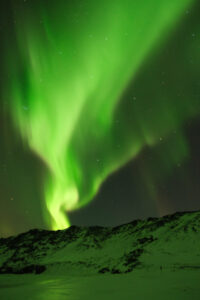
<box><xmin>0</xmin><ymin>210</ymin><xmax>200</xmax><ymax>275</ymax></box>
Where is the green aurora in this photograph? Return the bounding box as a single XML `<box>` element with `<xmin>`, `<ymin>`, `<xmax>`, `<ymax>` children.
<box><xmin>1</xmin><ymin>0</ymin><xmax>199</xmax><ymax>230</ymax></box>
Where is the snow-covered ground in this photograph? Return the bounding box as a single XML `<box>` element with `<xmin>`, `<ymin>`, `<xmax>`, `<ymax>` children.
<box><xmin>1</xmin><ymin>211</ymin><xmax>200</xmax><ymax>275</ymax></box>
<box><xmin>0</xmin><ymin>210</ymin><xmax>200</xmax><ymax>299</ymax></box>
<box><xmin>0</xmin><ymin>269</ymin><xmax>200</xmax><ymax>300</ymax></box>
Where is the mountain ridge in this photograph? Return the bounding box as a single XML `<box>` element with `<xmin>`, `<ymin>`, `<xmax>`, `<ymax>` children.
<box><xmin>0</xmin><ymin>210</ymin><xmax>200</xmax><ymax>275</ymax></box>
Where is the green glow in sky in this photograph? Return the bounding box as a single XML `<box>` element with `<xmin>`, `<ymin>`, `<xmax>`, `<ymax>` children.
<box><xmin>3</xmin><ymin>0</ymin><xmax>195</xmax><ymax>229</ymax></box>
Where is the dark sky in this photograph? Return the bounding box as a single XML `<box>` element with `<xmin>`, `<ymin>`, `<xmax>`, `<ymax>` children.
<box><xmin>0</xmin><ymin>0</ymin><xmax>200</xmax><ymax>237</ymax></box>
<box><xmin>69</xmin><ymin>118</ymin><xmax>200</xmax><ymax>226</ymax></box>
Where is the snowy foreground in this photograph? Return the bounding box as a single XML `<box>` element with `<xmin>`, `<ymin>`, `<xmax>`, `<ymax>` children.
<box><xmin>0</xmin><ymin>210</ymin><xmax>200</xmax><ymax>299</ymax></box>
<box><xmin>0</xmin><ymin>269</ymin><xmax>200</xmax><ymax>300</ymax></box>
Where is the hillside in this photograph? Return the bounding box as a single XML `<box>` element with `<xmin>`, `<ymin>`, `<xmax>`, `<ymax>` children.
<box><xmin>0</xmin><ymin>210</ymin><xmax>200</xmax><ymax>275</ymax></box>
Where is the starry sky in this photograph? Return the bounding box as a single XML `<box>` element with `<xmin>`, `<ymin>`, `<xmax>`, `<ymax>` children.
<box><xmin>0</xmin><ymin>0</ymin><xmax>200</xmax><ymax>237</ymax></box>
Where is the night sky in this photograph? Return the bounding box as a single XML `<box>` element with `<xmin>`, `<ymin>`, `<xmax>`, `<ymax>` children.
<box><xmin>0</xmin><ymin>0</ymin><xmax>200</xmax><ymax>237</ymax></box>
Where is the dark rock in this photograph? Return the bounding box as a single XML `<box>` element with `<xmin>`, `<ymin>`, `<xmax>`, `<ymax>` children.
<box><xmin>99</xmin><ymin>267</ymin><xmax>110</xmax><ymax>274</ymax></box>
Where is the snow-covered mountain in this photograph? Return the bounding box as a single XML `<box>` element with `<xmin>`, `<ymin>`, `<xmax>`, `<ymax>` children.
<box><xmin>0</xmin><ymin>210</ymin><xmax>200</xmax><ymax>275</ymax></box>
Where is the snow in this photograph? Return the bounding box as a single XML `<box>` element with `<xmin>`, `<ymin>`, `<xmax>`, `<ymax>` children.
<box><xmin>0</xmin><ymin>210</ymin><xmax>200</xmax><ymax>298</ymax></box>
<box><xmin>0</xmin><ymin>269</ymin><xmax>200</xmax><ymax>299</ymax></box>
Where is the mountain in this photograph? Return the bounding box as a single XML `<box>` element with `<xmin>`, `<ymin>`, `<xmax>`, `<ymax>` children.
<box><xmin>0</xmin><ymin>210</ymin><xmax>200</xmax><ymax>275</ymax></box>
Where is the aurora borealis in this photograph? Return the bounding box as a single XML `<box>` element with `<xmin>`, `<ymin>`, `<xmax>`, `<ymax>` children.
<box><xmin>0</xmin><ymin>0</ymin><xmax>200</xmax><ymax>236</ymax></box>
